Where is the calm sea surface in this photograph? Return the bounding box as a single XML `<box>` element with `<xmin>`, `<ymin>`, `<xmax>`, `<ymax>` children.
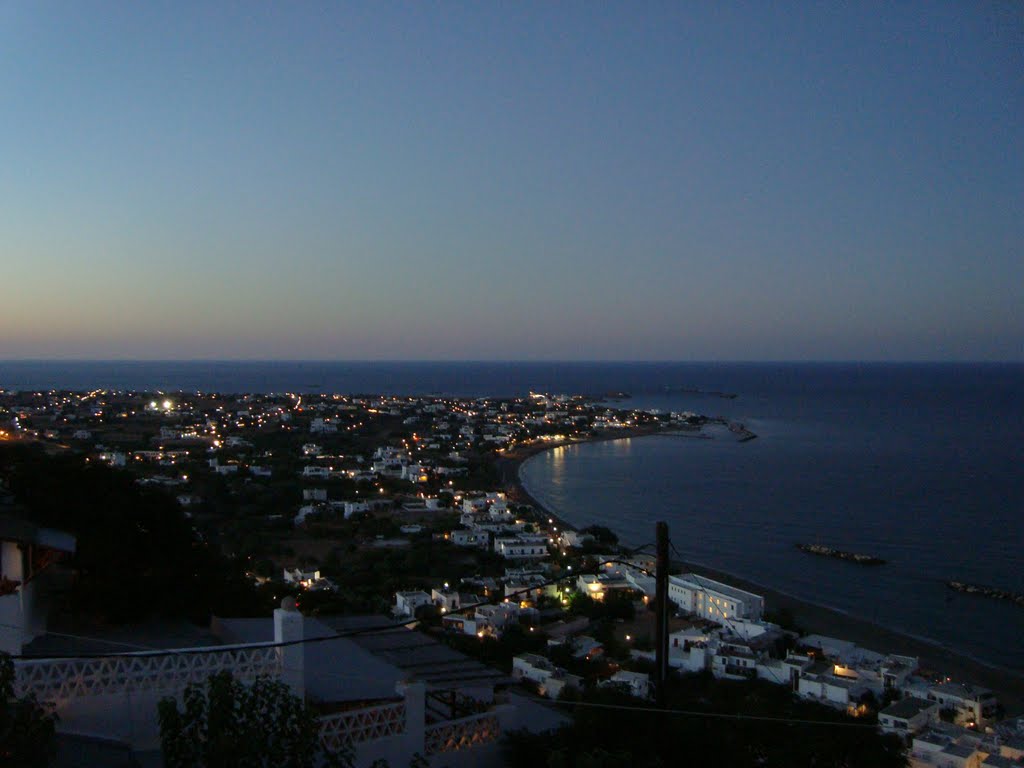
<box><xmin>3</xmin><ymin>361</ymin><xmax>1022</xmax><ymax>670</ymax></box>
<box><xmin>518</xmin><ymin>363</ymin><xmax>1024</xmax><ymax>672</ymax></box>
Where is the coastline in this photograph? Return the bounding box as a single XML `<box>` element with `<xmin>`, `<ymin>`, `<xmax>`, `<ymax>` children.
<box><xmin>504</xmin><ymin>432</ymin><xmax>1024</xmax><ymax>716</ymax></box>
<box><xmin>497</xmin><ymin>425</ymin><xmax>664</xmax><ymax>530</ymax></box>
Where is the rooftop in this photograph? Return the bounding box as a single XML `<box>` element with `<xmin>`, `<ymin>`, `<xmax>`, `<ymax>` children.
<box><xmin>673</xmin><ymin>573</ymin><xmax>763</xmax><ymax>603</ymax></box>
<box><xmin>213</xmin><ymin>615</ymin><xmax>403</xmax><ymax>703</ymax></box>
<box><xmin>321</xmin><ymin>615</ymin><xmax>512</xmax><ymax>691</ymax></box>
<box><xmin>0</xmin><ymin>513</ymin><xmax>76</xmax><ymax>553</ymax></box>
<box><xmin>932</xmin><ymin>681</ymin><xmax>994</xmax><ymax>700</ymax></box>
<box><xmin>881</xmin><ymin>696</ymin><xmax>937</xmax><ymax>720</ymax></box>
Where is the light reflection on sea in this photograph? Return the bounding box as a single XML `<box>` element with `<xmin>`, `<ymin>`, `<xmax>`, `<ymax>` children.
<box><xmin>521</xmin><ymin>370</ymin><xmax>1024</xmax><ymax>673</ymax></box>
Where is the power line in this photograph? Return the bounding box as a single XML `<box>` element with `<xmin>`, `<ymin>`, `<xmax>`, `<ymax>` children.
<box><xmin>4</xmin><ymin>567</ymin><xmax>590</xmax><ymax>661</ymax></box>
<box><xmin>3</xmin><ymin>543</ymin><xmax>895</xmax><ymax>733</ymax></box>
<box><xmin>545</xmin><ymin>699</ymin><xmax>880</xmax><ymax>729</ymax></box>
<box><xmin>0</xmin><ymin>543</ymin><xmax>741</xmax><ymax>664</ymax></box>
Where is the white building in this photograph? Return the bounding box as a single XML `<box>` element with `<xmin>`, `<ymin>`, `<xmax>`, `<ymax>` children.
<box><xmin>795</xmin><ymin>658</ymin><xmax>870</xmax><ymax>711</ymax></box>
<box><xmin>451</xmin><ymin>530</ymin><xmax>490</xmax><ymax>549</ymax></box>
<box><xmin>668</xmin><ymin>573</ymin><xmax>764</xmax><ymax>622</ymax></box>
<box><xmin>442</xmin><ymin>602</ymin><xmax>524</xmax><ymax>638</ymax></box>
<box><xmin>576</xmin><ymin>573</ymin><xmax>632</xmax><ymax>601</ymax></box>
<box><xmin>710</xmin><ymin>642</ymin><xmax>759</xmax><ymax>681</ymax></box>
<box><xmin>283</xmin><ymin>567</ymin><xmax>321</xmax><ymax>587</ymax></box>
<box><xmin>879</xmin><ymin>697</ymin><xmax>939</xmax><ymax>736</ymax></box>
<box><xmin>559</xmin><ymin>530</ymin><xmax>595</xmax><ymax>549</ymax></box>
<box><xmin>431</xmin><ymin>589</ymin><xmax>482</xmax><ymax>615</ymax></box>
<box><xmin>601</xmin><ymin>670</ymin><xmax>652</xmax><ymax>700</ymax></box>
<box><xmin>922</xmin><ymin>682</ymin><xmax>999</xmax><ymax>727</ymax></box>
<box><xmin>511</xmin><ymin>654</ymin><xmax>582</xmax><ymax>699</ymax></box>
<box><xmin>343</xmin><ymin>501</ymin><xmax>370</xmax><ymax>519</ymax></box>
<box><xmin>493</xmin><ymin>535</ymin><xmax>549</xmax><ymax>560</ymax></box>
<box><xmin>463</xmin><ymin>498</ymin><xmax>488</xmax><ymax>514</ymax></box>
<box><xmin>393</xmin><ymin>590</ymin><xmax>433</xmax><ymax>618</ymax></box>
<box><xmin>0</xmin><ymin>518</ymin><xmax>76</xmax><ymax>654</ymax></box>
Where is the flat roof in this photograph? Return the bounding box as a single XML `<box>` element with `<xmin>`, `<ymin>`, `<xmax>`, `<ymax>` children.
<box><xmin>0</xmin><ymin>514</ymin><xmax>76</xmax><ymax>553</ymax></box>
<box><xmin>881</xmin><ymin>697</ymin><xmax>936</xmax><ymax>720</ymax></box>
<box><xmin>942</xmin><ymin>743</ymin><xmax>978</xmax><ymax>758</ymax></box>
<box><xmin>672</xmin><ymin>573</ymin><xmax>763</xmax><ymax>603</ymax></box>
<box><xmin>321</xmin><ymin>615</ymin><xmax>512</xmax><ymax>691</ymax></box>
<box><xmin>931</xmin><ymin>681</ymin><xmax>993</xmax><ymax>699</ymax></box>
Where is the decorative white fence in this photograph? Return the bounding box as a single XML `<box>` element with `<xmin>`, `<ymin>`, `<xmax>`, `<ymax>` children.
<box><xmin>14</xmin><ymin>645</ymin><xmax>282</xmax><ymax>707</ymax></box>
<box><xmin>12</xmin><ymin>641</ymin><xmax>505</xmax><ymax>761</ymax></box>
<box><xmin>424</xmin><ymin>710</ymin><xmax>501</xmax><ymax>755</ymax></box>
<box><xmin>318</xmin><ymin>701</ymin><xmax>407</xmax><ymax>752</ymax></box>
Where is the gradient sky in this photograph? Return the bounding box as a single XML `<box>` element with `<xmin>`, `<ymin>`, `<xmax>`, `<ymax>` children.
<box><xmin>2</xmin><ymin>2</ymin><xmax>1021</xmax><ymax>361</ymax></box>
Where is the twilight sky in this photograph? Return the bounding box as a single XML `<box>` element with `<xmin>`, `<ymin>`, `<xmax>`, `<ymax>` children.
<box><xmin>1</xmin><ymin>3</ymin><xmax>1021</xmax><ymax>361</ymax></box>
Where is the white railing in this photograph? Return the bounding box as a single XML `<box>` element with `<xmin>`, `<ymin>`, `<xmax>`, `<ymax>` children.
<box><xmin>318</xmin><ymin>701</ymin><xmax>406</xmax><ymax>752</ymax></box>
<box><xmin>424</xmin><ymin>710</ymin><xmax>501</xmax><ymax>755</ymax></box>
<box><xmin>14</xmin><ymin>645</ymin><xmax>282</xmax><ymax>707</ymax></box>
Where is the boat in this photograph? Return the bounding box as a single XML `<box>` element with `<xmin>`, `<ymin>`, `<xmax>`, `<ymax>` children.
<box><xmin>796</xmin><ymin>543</ymin><xmax>886</xmax><ymax>565</ymax></box>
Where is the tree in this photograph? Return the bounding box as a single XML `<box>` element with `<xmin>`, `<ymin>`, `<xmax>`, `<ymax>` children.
<box><xmin>2</xmin><ymin>444</ymin><xmax>271</xmax><ymax>623</ymax></box>
<box><xmin>1</xmin><ymin>652</ymin><xmax>57</xmax><ymax>768</ymax></box>
<box><xmin>580</xmin><ymin>526</ymin><xmax>618</xmax><ymax>547</ymax></box>
<box><xmin>158</xmin><ymin>671</ymin><xmax>349</xmax><ymax>768</ymax></box>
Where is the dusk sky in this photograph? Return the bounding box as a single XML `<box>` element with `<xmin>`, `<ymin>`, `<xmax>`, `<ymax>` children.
<box><xmin>2</xmin><ymin>3</ymin><xmax>1021</xmax><ymax>361</ymax></box>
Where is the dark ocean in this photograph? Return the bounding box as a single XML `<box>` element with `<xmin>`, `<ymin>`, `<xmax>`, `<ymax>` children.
<box><xmin>3</xmin><ymin>361</ymin><xmax>1022</xmax><ymax>671</ymax></box>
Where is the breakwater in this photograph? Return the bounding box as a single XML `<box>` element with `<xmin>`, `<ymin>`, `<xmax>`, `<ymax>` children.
<box><xmin>947</xmin><ymin>582</ymin><xmax>1024</xmax><ymax>608</ymax></box>
<box><xmin>797</xmin><ymin>543</ymin><xmax>886</xmax><ymax>565</ymax></box>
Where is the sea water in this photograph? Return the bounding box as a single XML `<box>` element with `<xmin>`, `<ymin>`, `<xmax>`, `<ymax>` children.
<box><xmin>519</xmin><ymin>363</ymin><xmax>1024</xmax><ymax>672</ymax></box>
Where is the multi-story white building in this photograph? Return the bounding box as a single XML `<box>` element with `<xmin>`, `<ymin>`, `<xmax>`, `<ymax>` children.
<box><xmin>667</xmin><ymin>573</ymin><xmax>764</xmax><ymax>622</ymax></box>
<box><xmin>922</xmin><ymin>682</ymin><xmax>999</xmax><ymax>727</ymax></box>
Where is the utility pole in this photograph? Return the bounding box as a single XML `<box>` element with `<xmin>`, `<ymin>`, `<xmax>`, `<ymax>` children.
<box><xmin>654</xmin><ymin>520</ymin><xmax>670</xmax><ymax>706</ymax></box>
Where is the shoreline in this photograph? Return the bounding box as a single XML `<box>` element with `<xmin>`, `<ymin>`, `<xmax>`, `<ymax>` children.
<box><xmin>497</xmin><ymin>425</ymin><xmax>664</xmax><ymax>531</ymax></box>
<box><xmin>502</xmin><ymin>431</ymin><xmax>1024</xmax><ymax>716</ymax></box>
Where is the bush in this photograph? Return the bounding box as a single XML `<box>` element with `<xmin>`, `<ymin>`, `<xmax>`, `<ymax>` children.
<box><xmin>158</xmin><ymin>671</ymin><xmax>348</xmax><ymax>768</ymax></box>
<box><xmin>1</xmin><ymin>653</ymin><xmax>57</xmax><ymax>768</ymax></box>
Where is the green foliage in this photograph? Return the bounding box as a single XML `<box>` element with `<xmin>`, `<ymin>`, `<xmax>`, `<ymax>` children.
<box><xmin>2</xmin><ymin>444</ymin><xmax>272</xmax><ymax>623</ymax></box>
<box><xmin>580</xmin><ymin>526</ymin><xmax>618</xmax><ymax>546</ymax></box>
<box><xmin>763</xmin><ymin>606</ymin><xmax>803</xmax><ymax>635</ymax></box>
<box><xmin>568</xmin><ymin>591</ymin><xmax>599</xmax><ymax>617</ymax></box>
<box><xmin>567</xmin><ymin>590</ymin><xmax>635</xmax><ymax>622</ymax></box>
<box><xmin>158</xmin><ymin>671</ymin><xmax>349</xmax><ymax>768</ymax></box>
<box><xmin>440</xmin><ymin>623</ymin><xmax>547</xmax><ymax>670</ymax></box>
<box><xmin>548</xmin><ymin>747</ymin><xmax>634</xmax><ymax>768</ymax></box>
<box><xmin>1</xmin><ymin>652</ymin><xmax>58</xmax><ymax>768</ymax></box>
<box><xmin>502</xmin><ymin>678</ymin><xmax>908</xmax><ymax>768</ymax></box>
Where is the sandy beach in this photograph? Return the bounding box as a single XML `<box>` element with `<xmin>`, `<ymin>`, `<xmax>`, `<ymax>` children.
<box><xmin>502</xmin><ymin>433</ymin><xmax>1024</xmax><ymax>716</ymax></box>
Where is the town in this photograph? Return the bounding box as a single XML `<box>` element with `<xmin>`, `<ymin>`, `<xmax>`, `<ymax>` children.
<box><xmin>1</xmin><ymin>387</ymin><xmax>1022</xmax><ymax>767</ymax></box>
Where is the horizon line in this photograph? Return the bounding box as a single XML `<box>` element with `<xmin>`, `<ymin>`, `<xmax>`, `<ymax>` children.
<box><xmin>1</xmin><ymin>358</ymin><xmax>1021</xmax><ymax>366</ymax></box>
